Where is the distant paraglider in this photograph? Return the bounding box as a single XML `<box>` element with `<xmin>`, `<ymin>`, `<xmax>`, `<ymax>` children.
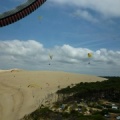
<box><xmin>88</xmin><ymin>53</ymin><xmax>92</xmax><ymax>58</ymax></box>
<box><xmin>87</xmin><ymin>53</ymin><xmax>92</xmax><ymax>64</ymax></box>
<box><xmin>49</xmin><ymin>54</ymin><xmax>53</xmax><ymax>65</ymax></box>
<box><xmin>38</xmin><ymin>16</ymin><xmax>42</xmax><ymax>20</ymax></box>
<box><xmin>28</xmin><ymin>83</ymin><xmax>41</xmax><ymax>88</ymax></box>
<box><xmin>0</xmin><ymin>0</ymin><xmax>47</xmax><ymax>27</ymax></box>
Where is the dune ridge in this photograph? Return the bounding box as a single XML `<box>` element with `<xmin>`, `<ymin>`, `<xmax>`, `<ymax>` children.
<box><xmin>0</xmin><ymin>70</ymin><xmax>107</xmax><ymax>120</ymax></box>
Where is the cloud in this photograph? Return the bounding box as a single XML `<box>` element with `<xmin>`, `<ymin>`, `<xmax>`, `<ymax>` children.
<box><xmin>71</xmin><ymin>9</ymin><xmax>99</xmax><ymax>22</ymax></box>
<box><xmin>0</xmin><ymin>40</ymin><xmax>120</xmax><ymax>76</ymax></box>
<box><xmin>0</xmin><ymin>40</ymin><xmax>47</xmax><ymax>68</ymax></box>
<box><xmin>0</xmin><ymin>40</ymin><xmax>44</xmax><ymax>56</ymax></box>
<box><xmin>49</xmin><ymin>0</ymin><xmax>120</xmax><ymax>19</ymax></box>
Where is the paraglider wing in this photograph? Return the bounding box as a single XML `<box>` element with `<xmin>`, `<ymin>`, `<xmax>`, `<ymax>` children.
<box><xmin>88</xmin><ymin>53</ymin><xmax>92</xmax><ymax>58</ymax></box>
<box><xmin>38</xmin><ymin>16</ymin><xmax>42</xmax><ymax>20</ymax></box>
<box><xmin>49</xmin><ymin>55</ymin><xmax>53</xmax><ymax>60</ymax></box>
<box><xmin>87</xmin><ymin>53</ymin><xmax>92</xmax><ymax>64</ymax></box>
<box><xmin>0</xmin><ymin>0</ymin><xmax>47</xmax><ymax>27</ymax></box>
<box><xmin>48</xmin><ymin>54</ymin><xmax>53</xmax><ymax>65</ymax></box>
<box><xmin>28</xmin><ymin>83</ymin><xmax>40</xmax><ymax>88</ymax></box>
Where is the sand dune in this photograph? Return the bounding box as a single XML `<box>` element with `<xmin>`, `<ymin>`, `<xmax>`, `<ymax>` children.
<box><xmin>0</xmin><ymin>70</ymin><xmax>107</xmax><ymax>120</ymax></box>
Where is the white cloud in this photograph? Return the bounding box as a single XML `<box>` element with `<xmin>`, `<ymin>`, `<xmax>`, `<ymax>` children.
<box><xmin>0</xmin><ymin>40</ymin><xmax>120</xmax><ymax>76</ymax></box>
<box><xmin>0</xmin><ymin>40</ymin><xmax>44</xmax><ymax>56</ymax></box>
<box><xmin>49</xmin><ymin>0</ymin><xmax>120</xmax><ymax>18</ymax></box>
<box><xmin>71</xmin><ymin>9</ymin><xmax>99</xmax><ymax>22</ymax></box>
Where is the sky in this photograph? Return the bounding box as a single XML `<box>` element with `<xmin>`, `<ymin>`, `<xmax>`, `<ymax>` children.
<box><xmin>0</xmin><ymin>0</ymin><xmax>120</xmax><ymax>76</ymax></box>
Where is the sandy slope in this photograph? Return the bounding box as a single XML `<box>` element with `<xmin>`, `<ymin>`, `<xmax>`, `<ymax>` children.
<box><xmin>0</xmin><ymin>70</ymin><xmax>107</xmax><ymax>120</ymax></box>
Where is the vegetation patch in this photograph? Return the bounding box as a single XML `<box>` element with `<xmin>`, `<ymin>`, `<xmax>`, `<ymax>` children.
<box><xmin>21</xmin><ymin>77</ymin><xmax>120</xmax><ymax>120</ymax></box>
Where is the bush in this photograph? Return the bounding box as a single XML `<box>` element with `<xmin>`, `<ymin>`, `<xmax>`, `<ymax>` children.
<box><xmin>101</xmin><ymin>109</ymin><xmax>109</xmax><ymax>115</ymax></box>
<box><xmin>108</xmin><ymin>108</ymin><xmax>120</xmax><ymax>113</ymax></box>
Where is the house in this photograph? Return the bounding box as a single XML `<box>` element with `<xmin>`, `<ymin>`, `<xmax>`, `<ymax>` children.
<box><xmin>112</xmin><ymin>104</ymin><xmax>118</xmax><ymax>110</ymax></box>
<box><xmin>116</xmin><ymin>116</ymin><xmax>120</xmax><ymax>120</ymax></box>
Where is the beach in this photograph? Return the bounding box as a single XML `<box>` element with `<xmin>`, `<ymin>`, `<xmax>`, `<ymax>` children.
<box><xmin>0</xmin><ymin>70</ymin><xmax>107</xmax><ymax>120</ymax></box>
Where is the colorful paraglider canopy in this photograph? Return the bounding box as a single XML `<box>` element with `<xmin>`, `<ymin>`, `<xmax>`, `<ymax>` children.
<box><xmin>0</xmin><ymin>0</ymin><xmax>47</xmax><ymax>27</ymax></box>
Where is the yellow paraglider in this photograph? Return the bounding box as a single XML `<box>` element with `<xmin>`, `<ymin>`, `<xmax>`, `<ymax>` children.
<box><xmin>38</xmin><ymin>16</ymin><xmax>43</xmax><ymax>20</ymax></box>
<box><xmin>88</xmin><ymin>53</ymin><xmax>92</xmax><ymax>58</ymax></box>
<box><xmin>87</xmin><ymin>53</ymin><xmax>92</xmax><ymax>64</ymax></box>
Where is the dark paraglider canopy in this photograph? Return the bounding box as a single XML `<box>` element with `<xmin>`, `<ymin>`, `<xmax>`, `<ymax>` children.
<box><xmin>48</xmin><ymin>54</ymin><xmax>53</xmax><ymax>65</ymax></box>
<box><xmin>0</xmin><ymin>0</ymin><xmax>47</xmax><ymax>27</ymax></box>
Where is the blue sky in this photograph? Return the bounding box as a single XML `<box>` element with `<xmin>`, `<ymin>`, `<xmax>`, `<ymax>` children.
<box><xmin>0</xmin><ymin>0</ymin><xmax>120</xmax><ymax>76</ymax></box>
